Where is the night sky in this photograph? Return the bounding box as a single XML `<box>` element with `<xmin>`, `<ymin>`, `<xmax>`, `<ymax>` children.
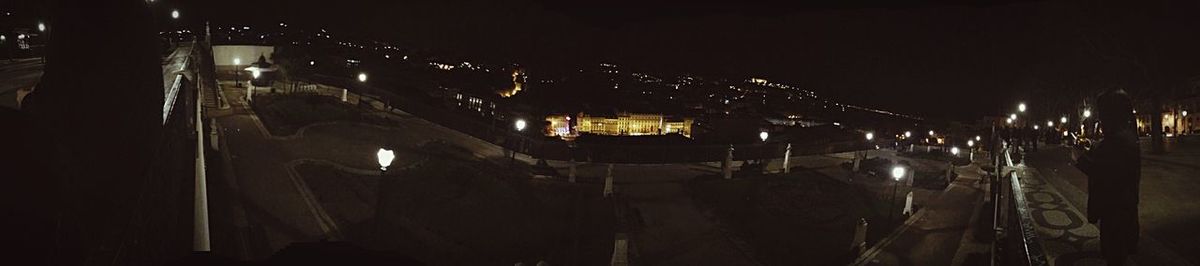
<box><xmin>10</xmin><ymin>0</ymin><xmax>1200</xmax><ymax>121</ymax></box>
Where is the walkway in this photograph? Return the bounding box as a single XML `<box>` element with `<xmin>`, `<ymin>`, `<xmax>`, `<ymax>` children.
<box><xmin>1021</xmin><ymin>143</ymin><xmax>1196</xmax><ymax>265</ymax></box>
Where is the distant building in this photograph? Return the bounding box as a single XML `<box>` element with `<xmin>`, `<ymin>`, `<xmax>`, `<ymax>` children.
<box><xmin>560</xmin><ymin>112</ymin><xmax>693</xmax><ymax>138</ymax></box>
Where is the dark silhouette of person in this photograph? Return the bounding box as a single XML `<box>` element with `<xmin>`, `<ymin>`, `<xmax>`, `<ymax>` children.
<box><xmin>1074</xmin><ymin>90</ymin><xmax>1140</xmax><ymax>265</ymax></box>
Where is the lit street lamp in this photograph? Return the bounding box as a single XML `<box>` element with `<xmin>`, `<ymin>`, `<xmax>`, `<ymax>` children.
<box><xmin>373</xmin><ymin>147</ymin><xmax>396</xmax><ymax>242</ymax></box>
<box><xmin>233</xmin><ymin>58</ymin><xmax>242</xmax><ymax>88</ymax></box>
<box><xmin>904</xmin><ymin>131</ymin><xmax>912</xmax><ymax>138</ymax></box>
<box><xmin>37</xmin><ymin>22</ymin><xmax>45</xmax><ymax>32</ymax></box>
<box><xmin>951</xmin><ymin>146</ymin><xmax>960</xmax><ymax>156</ymax></box>
<box><xmin>171</xmin><ymin>10</ymin><xmax>180</xmax><ymax>19</ymax></box>
<box><xmin>1083</xmin><ymin>109</ymin><xmax>1092</xmax><ymax>118</ymax></box>
<box><xmin>358</xmin><ymin>73</ymin><xmax>368</xmax><ymax>83</ymax></box>
<box><xmin>1018</xmin><ymin>103</ymin><xmax>1026</xmax><ymax>113</ymax></box>
<box><xmin>377</xmin><ymin>148</ymin><xmax>395</xmax><ymax>172</ymax></box>
<box><xmin>975</xmin><ymin>135</ymin><xmax>981</xmax><ymax>141</ymax></box>
<box><xmin>759</xmin><ymin>131</ymin><xmax>769</xmax><ymax>142</ymax></box>
<box><xmin>1061</xmin><ymin>116</ymin><xmax>1068</xmax><ymax>124</ymax></box>
<box><xmin>1034</xmin><ymin>125</ymin><xmax>1039</xmax><ymax>130</ymax></box>
<box><xmin>510</xmin><ymin>119</ymin><xmax>527</xmax><ymax>165</ymax></box>
<box><xmin>1047</xmin><ymin>121</ymin><xmax>1054</xmax><ymax>127</ymax></box>
<box><xmin>1006</xmin><ymin>118</ymin><xmax>1013</xmax><ymax>124</ymax></box>
<box><xmin>865</xmin><ymin>132</ymin><xmax>874</xmax><ymax>141</ymax></box>
<box><xmin>889</xmin><ymin>165</ymin><xmax>907</xmax><ymax>220</ymax></box>
<box><xmin>1009</xmin><ymin>113</ymin><xmax>1017</xmax><ymax>121</ymax></box>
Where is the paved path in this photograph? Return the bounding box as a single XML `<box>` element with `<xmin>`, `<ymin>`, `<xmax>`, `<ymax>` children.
<box><xmin>0</xmin><ymin>58</ymin><xmax>43</xmax><ymax>108</ymax></box>
<box><xmin>1022</xmin><ymin>143</ymin><xmax>1196</xmax><ymax>265</ymax></box>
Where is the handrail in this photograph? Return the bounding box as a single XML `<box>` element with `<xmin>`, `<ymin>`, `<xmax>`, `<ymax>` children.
<box><xmin>1003</xmin><ymin>148</ymin><xmax>1048</xmax><ymax>266</ymax></box>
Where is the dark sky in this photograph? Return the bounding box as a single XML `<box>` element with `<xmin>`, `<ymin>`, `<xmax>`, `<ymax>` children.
<box><xmin>13</xmin><ymin>0</ymin><xmax>1200</xmax><ymax>121</ymax></box>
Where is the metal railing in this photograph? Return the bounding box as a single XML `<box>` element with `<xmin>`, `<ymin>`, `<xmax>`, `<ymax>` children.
<box><xmin>991</xmin><ymin>143</ymin><xmax>1048</xmax><ymax>266</ymax></box>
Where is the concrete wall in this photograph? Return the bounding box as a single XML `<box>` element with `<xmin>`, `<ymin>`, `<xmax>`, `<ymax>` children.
<box><xmin>212</xmin><ymin>45</ymin><xmax>274</xmax><ymax>66</ymax></box>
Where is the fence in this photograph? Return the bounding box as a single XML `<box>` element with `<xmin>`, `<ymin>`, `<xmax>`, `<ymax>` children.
<box><xmin>991</xmin><ymin>144</ymin><xmax>1048</xmax><ymax>266</ymax></box>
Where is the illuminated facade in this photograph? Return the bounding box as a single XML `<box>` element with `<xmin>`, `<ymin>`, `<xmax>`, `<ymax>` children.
<box><xmin>572</xmin><ymin>113</ymin><xmax>693</xmax><ymax>138</ymax></box>
<box><xmin>501</xmin><ymin>68</ymin><xmax>525</xmax><ymax>98</ymax></box>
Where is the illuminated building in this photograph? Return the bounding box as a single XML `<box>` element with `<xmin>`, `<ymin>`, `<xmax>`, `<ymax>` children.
<box><xmin>571</xmin><ymin>112</ymin><xmax>693</xmax><ymax>138</ymax></box>
<box><xmin>501</xmin><ymin>68</ymin><xmax>524</xmax><ymax>98</ymax></box>
<box><xmin>545</xmin><ymin>114</ymin><xmax>572</xmax><ymax>137</ymax></box>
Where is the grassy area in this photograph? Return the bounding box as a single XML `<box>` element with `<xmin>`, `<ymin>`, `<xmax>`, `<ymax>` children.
<box><xmin>688</xmin><ymin>171</ymin><xmax>898</xmax><ymax>265</ymax></box>
<box><xmin>251</xmin><ymin>94</ymin><xmax>398</xmax><ymax>136</ymax></box>
<box><xmin>297</xmin><ymin>141</ymin><xmax>613</xmax><ymax>265</ymax></box>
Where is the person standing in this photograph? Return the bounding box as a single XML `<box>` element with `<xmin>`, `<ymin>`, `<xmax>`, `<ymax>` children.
<box><xmin>1074</xmin><ymin>90</ymin><xmax>1141</xmax><ymax>265</ymax></box>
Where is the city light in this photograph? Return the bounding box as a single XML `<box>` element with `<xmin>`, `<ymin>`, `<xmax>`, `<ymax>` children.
<box><xmin>975</xmin><ymin>136</ymin><xmax>981</xmax><ymax>141</ymax></box>
<box><xmin>1009</xmin><ymin>113</ymin><xmax>1017</xmax><ymax>120</ymax></box>
<box><xmin>309</xmin><ymin>60</ymin><xmax>315</xmax><ymax>66</ymax></box>
<box><xmin>1006</xmin><ymin>118</ymin><xmax>1013</xmax><ymax>124</ymax></box>
<box><xmin>171</xmin><ymin>10</ymin><xmax>179</xmax><ymax>19</ymax></box>
<box><xmin>759</xmin><ymin>131</ymin><xmax>769</xmax><ymax>142</ymax></box>
<box><xmin>1184</xmin><ymin>111</ymin><xmax>1189</xmax><ymax>117</ymax></box>
<box><xmin>904</xmin><ymin>131</ymin><xmax>912</xmax><ymax>138</ymax></box>
<box><xmin>891</xmin><ymin>166</ymin><xmax>906</xmax><ymax>181</ymax></box>
<box><xmin>0</xmin><ymin>35</ymin><xmax>5</xmax><ymax>42</ymax></box>
<box><xmin>1061</xmin><ymin>116</ymin><xmax>1068</xmax><ymax>124</ymax></box>
<box><xmin>38</xmin><ymin>22</ymin><xmax>45</xmax><ymax>32</ymax></box>
<box><xmin>1083</xmin><ymin>109</ymin><xmax>1092</xmax><ymax>118</ymax></box>
<box><xmin>865</xmin><ymin>132</ymin><xmax>874</xmax><ymax>141</ymax></box>
<box><xmin>17</xmin><ymin>34</ymin><xmax>25</xmax><ymax>40</ymax></box>
<box><xmin>1018</xmin><ymin>103</ymin><xmax>1026</xmax><ymax>113</ymax></box>
<box><xmin>251</xmin><ymin>69</ymin><xmax>261</xmax><ymax>79</ymax></box>
<box><xmin>928</xmin><ymin>130</ymin><xmax>934</xmax><ymax>136</ymax></box>
<box><xmin>968</xmin><ymin>140</ymin><xmax>975</xmax><ymax>147</ymax></box>
<box><xmin>515</xmin><ymin>119</ymin><xmax>527</xmax><ymax>131</ymax></box>
<box><xmin>951</xmin><ymin>147</ymin><xmax>960</xmax><ymax>156</ymax></box>
<box><xmin>376</xmin><ymin>148</ymin><xmax>395</xmax><ymax>171</ymax></box>
<box><xmin>1047</xmin><ymin>121</ymin><xmax>1054</xmax><ymax>127</ymax></box>
<box><xmin>357</xmin><ymin>73</ymin><xmax>367</xmax><ymax>82</ymax></box>
<box><xmin>1034</xmin><ymin>125</ymin><xmax>1039</xmax><ymax>130</ymax></box>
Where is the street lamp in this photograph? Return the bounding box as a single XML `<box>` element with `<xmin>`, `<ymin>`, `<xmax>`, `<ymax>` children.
<box><xmin>511</xmin><ymin>119</ymin><xmax>527</xmax><ymax>165</ymax></box>
<box><xmin>865</xmin><ymin>132</ymin><xmax>874</xmax><ymax>141</ymax></box>
<box><xmin>1018</xmin><ymin>103</ymin><xmax>1026</xmax><ymax>113</ymax></box>
<box><xmin>233</xmin><ymin>58</ymin><xmax>242</xmax><ymax>87</ymax></box>
<box><xmin>171</xmin><ymin>10</ymin><xmax>180</xmax><ymax>19</ymax></box>
<box><xmin>373</xmin><ymin>147</ymin><xmax>396</xmax><ymax>243</ymax></box>
<box><xmin>1047</xmin><ymin>121</ymin><xmax>1054</xmax><ymax>127</ymax></box>
<box><xmin>928</xmin><ymin>130</ymin><xmax>935</xmax><ymax>136</ymax></box>
<box><xmin>1006</xmin><ymin>118</ymin><xmax>1013</xmax><ymax>124</ymax></box>
<box><xmin>1034</xmin><ymin>125</ymin><xmax>1040</xmax><ymax>130</ymax></box>
<box><xmin>975</xmin><ymin>135</ymin><xmax>981</xmax><ymax>141</ymax></box>
<box><xmin>358</xmin><ymin>73</ymin><xmax>368</xmax><ymax>83</ymax></box>
<box><xmin>889</xmin><ymin>165</ymin><xmax>907</xmax><ymax>220</ymax></box>
<box><xmin>1009</xmin><ymin>113</ymin><xmax>1017</xmax><ymax>121</ymax></box>
<box><xmin>951</xmin><ymin>146</ymin><xmax>960</xmax><ymax>156</ymax></box>
<box><xmin>37</xmin><ymin>22</ymin><xmax>45</xmax><ymax>32</ymax></box>
<box><xmin>904</xmin><ymin>131</ymin><xmax>912</xmax><ymax>138</ymax></box>
<box><xmin>376</xmin><ymin>148</ymin><xmax>395</xmax><ymax>172</ymax></box>
<box><xmin>1061</xmin><ymin>116</ymin><xmax>1068</xmax><ymax>124</ymax></box>
<box><xmin>1083</xmin><ymin>109</ymin><xmax>1092</xmax><ymax>118</ymax></box>
<box><xmin>759</xmin><ymin>131</ymin><xmax>769</xmax><ymax>142</ymax></box>
<box><xmin>1184</xmin><ymin>110</ymin><xmax>1189</xmax><ymax>117</ymax></box>
<box><xmin>251</xmin><ymin>69</ymin><xmax>261</xmax><ymax>79</ymax></box>
<box><xmin>309</xmin><ymin>60</ymin><xmax>315</xmax><ymax>66</ymax></box>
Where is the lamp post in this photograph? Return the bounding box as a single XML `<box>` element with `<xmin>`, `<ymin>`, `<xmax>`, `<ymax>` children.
<box><xmin>1018</xmin><ymin>103</ymin><xmax>1026</xmax><ymax>113</ymax></box>
<box><xmin>890</xmin><ymin>165</ymin><xmax>906</xmax><ymax>221</ymax></box>
<box><xmin>233</xmin><ymin>58</ymin><xmax>242</xmax><ymax>88</ymax></box>
<box><xmin>967</xmin><ymin>140</ymin><xmax>975</xmax><ymax>161</ymax></box>
<box><xmin>171</xmin><ymin>9</ymin><xmax>180</xmax><ymax>19</ymax></box>
<box><xmin>510</xmin><ymin>119</ymin><xmax>526</xmax><ymax>165</ymax></box>
<box><xmin>373</xmin><ymin>148</ymin><xmax>396</xmax><ymax>242</ymax></box>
